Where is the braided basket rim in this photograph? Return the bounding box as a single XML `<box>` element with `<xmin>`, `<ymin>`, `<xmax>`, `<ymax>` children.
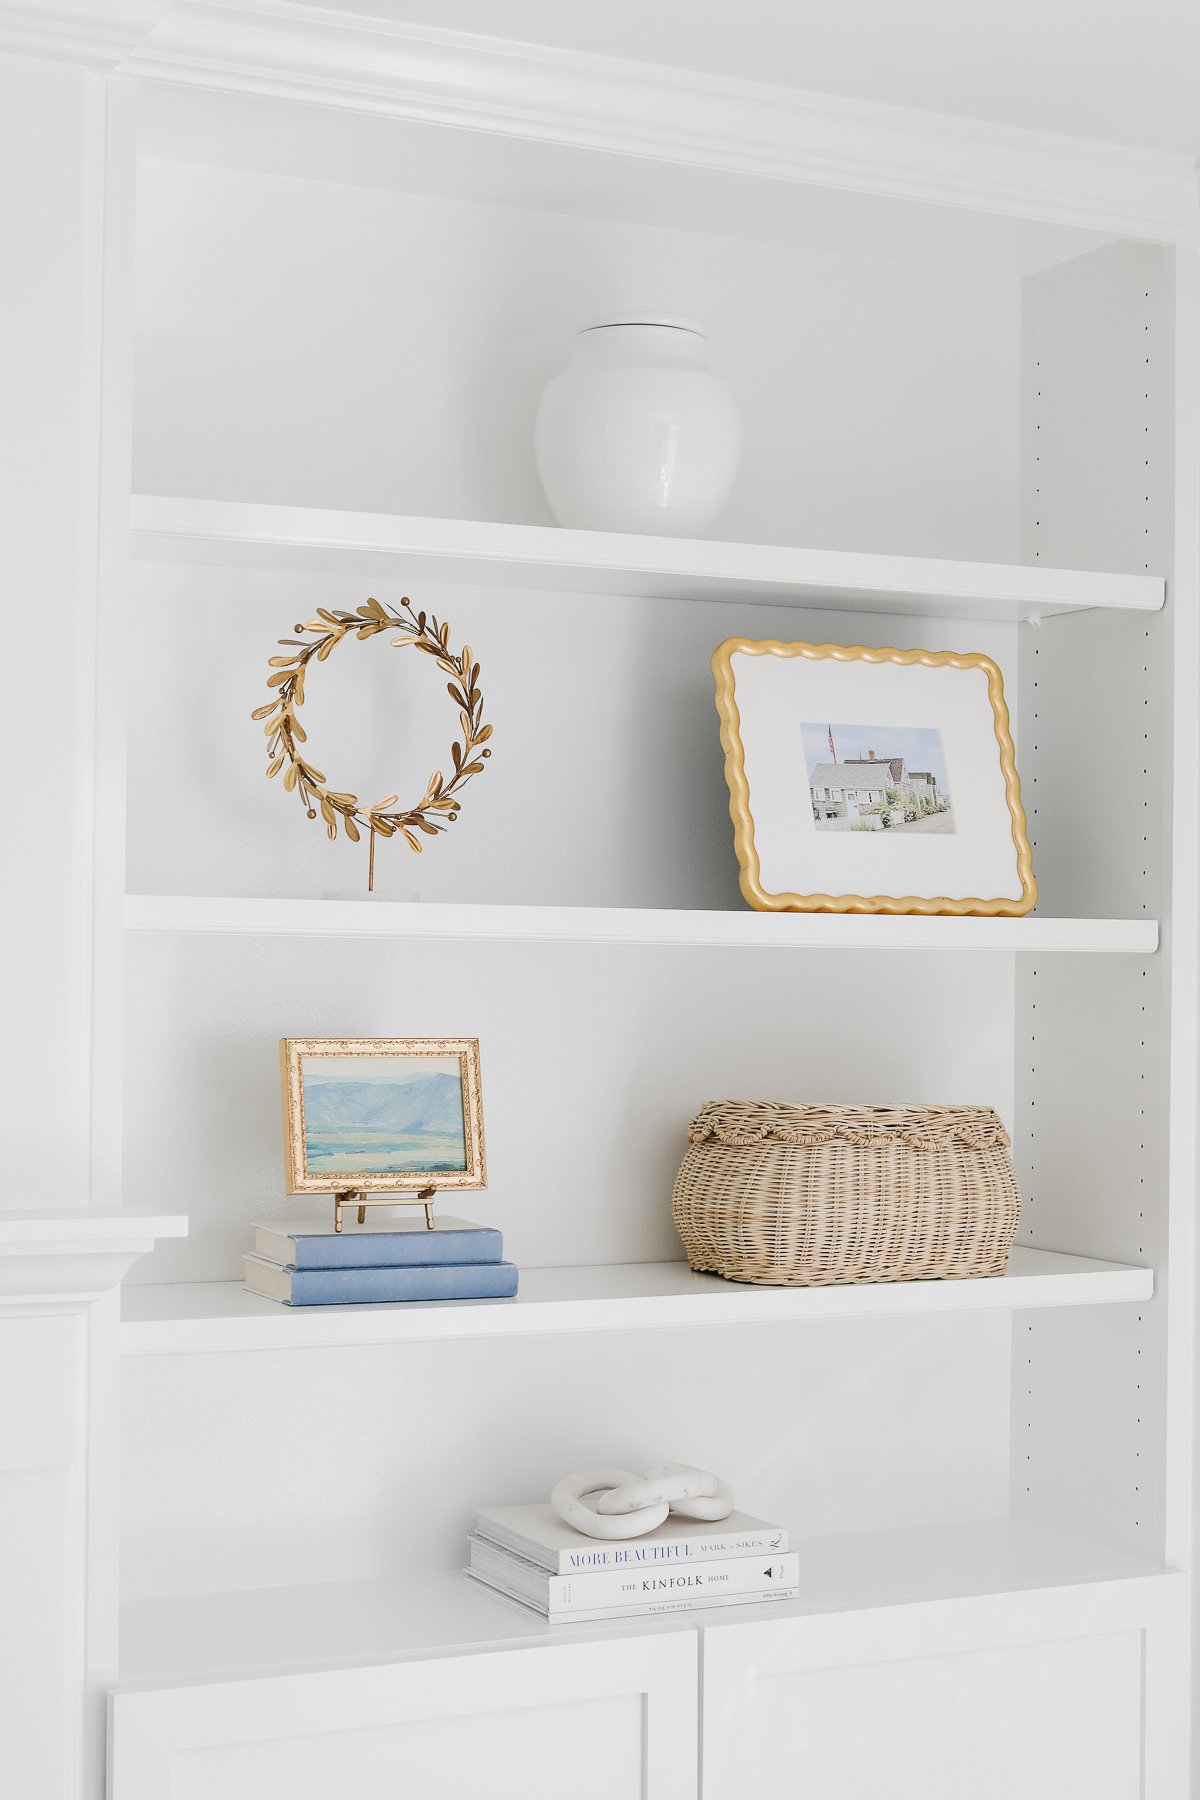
<box><xmin>685</xmin><ymin>1101</ymin><xmax>1011</xmax><ymax>1151</ymax></box>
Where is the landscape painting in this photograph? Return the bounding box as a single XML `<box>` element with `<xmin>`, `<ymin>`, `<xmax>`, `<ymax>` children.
<box><xmin>802</xmin><ymin>722</ymin><xmax>955</xmax><ymax>834</ymax></box>
<box><xmin>299</xmin><ymin>1052</ymin><xmax>468</xmax><ymax>1178</ymax></box>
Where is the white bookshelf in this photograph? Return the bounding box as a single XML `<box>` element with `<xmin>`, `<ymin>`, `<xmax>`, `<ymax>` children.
<box><xmin>7</xmin><ymin>16</ymin><xmax>1193</xmax><ymax>1798</ymax></box>
<box><xmin>129</xmin><ymin>495</ymin><xmax>1166</xmax><ymax>623</ymax></box>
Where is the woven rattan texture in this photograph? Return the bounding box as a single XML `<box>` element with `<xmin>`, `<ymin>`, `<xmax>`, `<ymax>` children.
<box><xmin>673</xmin><ymin>1102</ymin><xmax>1020</xmax><ymax>1287</ymax></box>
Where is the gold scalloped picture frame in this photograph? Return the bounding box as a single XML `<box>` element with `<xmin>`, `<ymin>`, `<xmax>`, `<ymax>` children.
<box><xmin>712</xmin><ymin>639</ymin><xmax>1036</xmax><ymax>917</ymax></box>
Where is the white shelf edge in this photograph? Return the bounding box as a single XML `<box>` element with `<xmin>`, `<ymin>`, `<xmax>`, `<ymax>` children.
<box><xmin>122</xmin><ymin>895</ymin><xmax>1160</xmax><ymax>955</ymax></box>
<box><xmin>129</xmin><ymin>496</ymin><xmax>1166</xmax><ymax>622</ymax></box>
<box><xmin>120</xmin><ymin>1248</ymin><xmax>1153</xmax><ymax>1355</ymax></box>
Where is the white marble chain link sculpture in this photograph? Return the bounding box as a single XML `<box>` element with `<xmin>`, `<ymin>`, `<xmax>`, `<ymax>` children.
<box><xmin>550</xmin><ymin>1462</ymin><xmax>734</xmax><ymax>1539</ymax></box>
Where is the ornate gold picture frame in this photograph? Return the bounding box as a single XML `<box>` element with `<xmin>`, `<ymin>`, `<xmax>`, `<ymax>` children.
<box><xmin>280</xmin><ymin>1037</ymin><xmax>487</xmax><ymax>1231</ymax></box>
<box><xmin>712</xmin><ymin>638</ymin><xmax>1036</xmax><ymax>917</ymax></box>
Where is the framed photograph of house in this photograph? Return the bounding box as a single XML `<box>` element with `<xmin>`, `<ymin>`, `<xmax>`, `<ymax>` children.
<box><xmin>712</xmin><ymin>639</ymin><xmax>1036</xmax><ymax>916</ymax></box>
<box><xmin>280</xmin><ymin>1038</ymin><xmax>487</xmax><ymax>1227</ymax></box>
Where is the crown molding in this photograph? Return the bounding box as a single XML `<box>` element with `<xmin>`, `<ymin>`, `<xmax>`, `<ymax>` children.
<box><xmin>3</xmin><ymin>0</ymin><xmax>1198</xmax><ymax>240</ymax></box>
<box><xmin>0</xmin><ymin>1210</ymin><xmax>187</xmax><ymax>1302</ymax></box>
<box><xmin>0</xmin><ymin>2</ymin><xmax>165</xmax><ymax>70</ymax></box>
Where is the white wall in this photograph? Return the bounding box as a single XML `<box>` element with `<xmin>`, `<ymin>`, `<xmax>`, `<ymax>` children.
<box><xmin>121</xmin><ymin>930</ymin><xmax>1015</xmax><ymax>1284</ymax></box>
<box><xmin>125</xmin><ymin>570</ymin><xmax>1021</xmax><ymax>907</ymax></box>
<box><xmin>133</xmin><ymin>159</ymin><xmax>1020</xmax><ymax>561</ymax></box>
<box><xmin>121</xmin><ymin>1311</ymin><xmax>1011</xmax><ymax>1599</ymax></box>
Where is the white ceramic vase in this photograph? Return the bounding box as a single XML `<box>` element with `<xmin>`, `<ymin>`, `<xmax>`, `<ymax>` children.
<box><xmin>535</xmin><ymin>315</ymin><xmax>741</xmax><ymax>536</ymax></box>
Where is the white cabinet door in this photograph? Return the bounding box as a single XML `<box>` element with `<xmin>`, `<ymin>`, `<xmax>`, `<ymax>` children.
<box><xmin>110</xmin><ymin>1630</ymin><xmax>697</xmax><ymax>1800</ymax></box>
<box><xmin>702</xmin><ymin>1580</ymin><xmax>1187</xmax><ymax>1800</ymax></box>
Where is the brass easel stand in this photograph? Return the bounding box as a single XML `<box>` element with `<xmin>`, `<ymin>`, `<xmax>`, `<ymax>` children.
<box><xmin>332</xmin><ymin>1186</ymin><xmax>438</xmax><ymax>1233</ymax></box>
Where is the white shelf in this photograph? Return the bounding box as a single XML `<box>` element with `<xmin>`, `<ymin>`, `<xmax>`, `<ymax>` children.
<box><xmin>121</xmin><ymin>1247</ymin><xmax>1152</xmax><ymax>1355</ymax></box>
<box><xmin>116</xmin><ymin>1521</ymin><xmax>1170</xmax><ymax>1688</ymax></box>
<box><xmin>129</xmin><ymin>496</ymin><xmax>1165</xmax><ymax>623</ymax></box>
<box><xmin>123</xmin><ymin>895</ymin><xmax>1159</xmax><ymax>954</ymax></box>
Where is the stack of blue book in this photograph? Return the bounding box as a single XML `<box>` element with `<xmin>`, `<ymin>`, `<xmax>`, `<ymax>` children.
<box><xmin>242</xmin><ymin>1216</ymin><xmax>519</xmax><ymax>1306</ymax></box>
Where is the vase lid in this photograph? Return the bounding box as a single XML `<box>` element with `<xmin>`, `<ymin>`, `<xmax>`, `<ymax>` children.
<box><xmin>578</xmin><ymin>313</ymin><xmax>707</xmax><ymax>338</ymax></box>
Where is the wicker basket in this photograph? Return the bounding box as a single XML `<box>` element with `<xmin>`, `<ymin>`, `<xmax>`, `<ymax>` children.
<box><xmin>672</xmin><ymin>1102</ymin><xmax>1020</xmax><ymax>1286</ymax></box>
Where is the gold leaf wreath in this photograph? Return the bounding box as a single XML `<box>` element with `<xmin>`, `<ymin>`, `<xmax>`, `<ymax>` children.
<box><xmin>252</xmin><ymin>597</ymin><xmax>492</xmax><ymax>851</ymax></box>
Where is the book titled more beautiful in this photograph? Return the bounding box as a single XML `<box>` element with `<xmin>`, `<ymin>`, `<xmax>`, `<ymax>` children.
<box><xmin>473</xmin><ymin>1502</ymin><xmax>788</xmax><ymax>1573</ymax></box>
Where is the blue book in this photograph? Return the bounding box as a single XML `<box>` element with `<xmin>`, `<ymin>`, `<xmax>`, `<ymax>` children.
<box><xmin>243</xmin><ymin>1253</ymin><xmax>519</xmax><ymax>1307</ymax></box>
<box><xmin>254</xmin><ymin>1216</ymin><xmax>503</xmax><ymax>1271</ymax></box>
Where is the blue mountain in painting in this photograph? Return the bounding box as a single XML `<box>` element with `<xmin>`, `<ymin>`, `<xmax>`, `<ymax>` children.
<box><xmin>304</xmin><ymin>1073</ymin><xmax>464</xmax><ymax>1135</ymax></box>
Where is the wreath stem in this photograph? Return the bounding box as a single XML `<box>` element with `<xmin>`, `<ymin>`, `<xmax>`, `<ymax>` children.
<box><xmin>369</xmin><ymin>823</ymin><xmax>377</xmax><ymax>894</ymax></box>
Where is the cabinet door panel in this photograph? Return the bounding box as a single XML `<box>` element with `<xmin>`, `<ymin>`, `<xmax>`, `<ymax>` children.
<box><xmin>702</xmin><ymin>1587</ymin><xmax>1186</xmax><ymax>1800</ymax></box>
<box><xmin>709</xmin><ymin>1631</ymin><xmax>1139</xmax><ymax>1799</ymax></box>
<box><xmin>172</xmin><ymin>1693</ymin><xmax>643</xmax><ymax>1800</ymax></box>
<box><xmin>111</xmin><ymin>1630</ymin><xmax>697</xmax><ymax>1800</ymax></box>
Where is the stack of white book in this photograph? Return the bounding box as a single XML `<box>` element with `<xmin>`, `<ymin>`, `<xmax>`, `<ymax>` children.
<box><xmin>467</xmin><ymin>1502</ymin><xmax>797</xmax><ymax>1624</ymax></box>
